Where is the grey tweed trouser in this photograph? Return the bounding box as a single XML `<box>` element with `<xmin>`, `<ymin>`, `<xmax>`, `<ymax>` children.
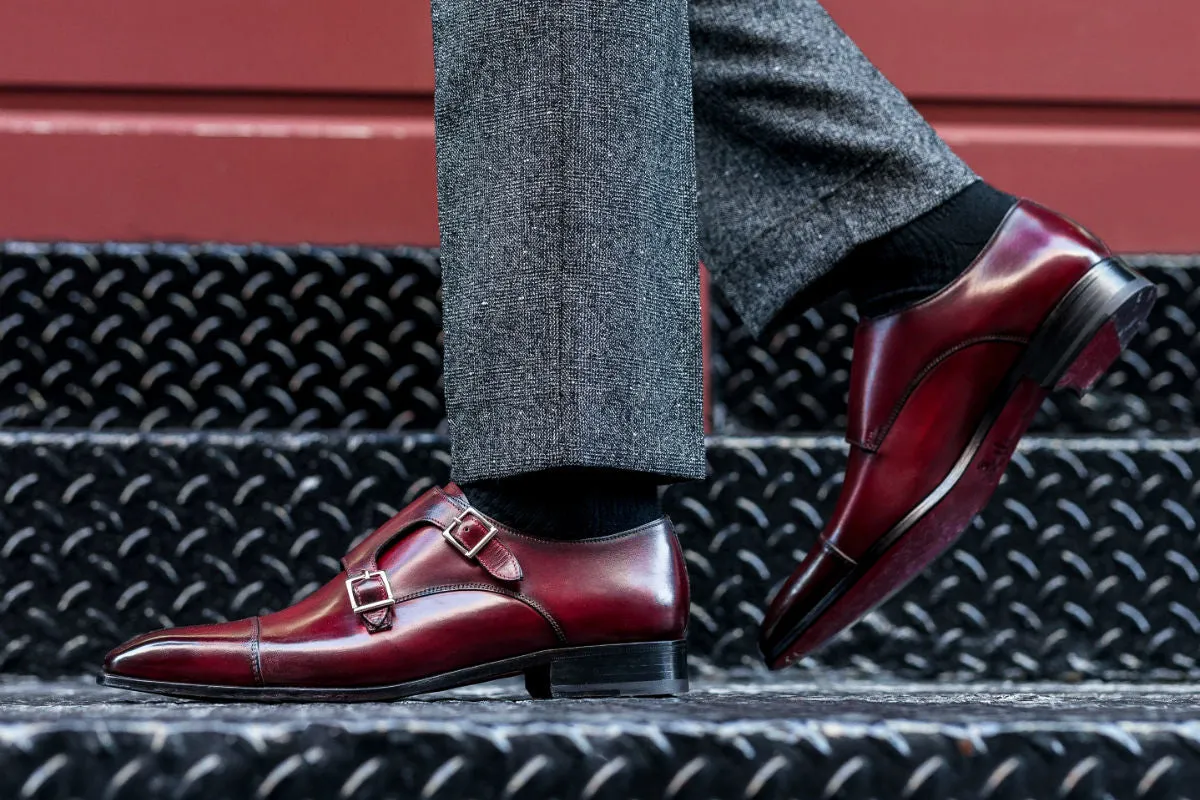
<box><xmin>434</xmin><ymin>0</ymin><xmax>978</xmax><ymax>484</ymax></box>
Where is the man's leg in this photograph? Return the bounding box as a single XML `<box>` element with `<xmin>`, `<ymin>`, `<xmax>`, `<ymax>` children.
<box><xmin>101</xmin><ymin>0</ymin><xmax>703</xmax><ymax>701</ymax></box>
<box><xmin>690</xmin><ymin>0</ymin><xmax>1156</xmax><ymax>668</ymax></box>
<box><xmin>433</xmin><ymin>0</ymin><xmax>705</xmax><ymax>534</ymax></box>
<box><xmin>690</xmin><ymin>0</ymin><xmax>989</xmax><ymax>332</ymax></box>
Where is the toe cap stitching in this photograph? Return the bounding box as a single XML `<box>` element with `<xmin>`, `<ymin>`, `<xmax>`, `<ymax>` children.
<box><xmin>249</xmin><ymin>616</ymin><xmax>264</xmax><ymax>687</ymax></box>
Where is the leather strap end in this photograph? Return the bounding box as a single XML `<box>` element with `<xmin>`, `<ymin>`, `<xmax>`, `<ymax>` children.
<box><xmin>479</xmin><ymin>547</ymin><xmax>523</xmax><ymax>582</ymax></box>
<box><xmin>361</xmin><ymin>608</ymin><xmax>393</xmax><ymax>632</ymax></box>
<box><xmin>449</xmin><ymin>516</ymin><xmax>524</xmax><ymax>583</ymax></box>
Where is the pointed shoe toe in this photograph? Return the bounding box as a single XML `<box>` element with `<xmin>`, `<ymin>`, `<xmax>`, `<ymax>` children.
<box><xmin>759</xmin><ymin>540</ymin><xmax>855</xmax><ymax>670</ymax></box>
<box><xmin>102</xmin><ymin>618</ymin><xmax>260</xmax><ymax>689</ymax></box>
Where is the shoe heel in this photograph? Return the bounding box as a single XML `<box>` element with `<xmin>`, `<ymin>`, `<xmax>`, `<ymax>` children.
<box><xmin>1023</xmin><ymin>258</ymin><xmax>1157</xmax><ymax>396</ymax></box>
<box><xmin>524</xmin><ymin>640</ymin><xmax>688</xmax><ymax>699</ymax></box>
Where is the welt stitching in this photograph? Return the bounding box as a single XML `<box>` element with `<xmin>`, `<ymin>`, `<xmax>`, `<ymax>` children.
<box><xmin>862</xmin><ymin>335</ymin><xmax>1028</xmax><ymax>451</ymax></box>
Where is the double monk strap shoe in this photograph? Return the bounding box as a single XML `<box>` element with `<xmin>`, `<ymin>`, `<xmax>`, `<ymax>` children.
<box><xmin>760</xmin><ymin>201</ymin><xmax>1157</xmax><ymax>669</ymax></box>
<box><xmin>102</xmin><ymin>483</ymin><xmax>690</xmax><ymax>700</ymax></box>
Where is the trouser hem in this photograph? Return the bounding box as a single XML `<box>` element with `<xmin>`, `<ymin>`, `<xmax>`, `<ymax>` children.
<box><xmin>716</xmin><ymin>154</ymin><xmax>979</xmax><ymax>335</ymax></box>
<box><xmin>450</xmin><ymin>438</ymin><xmax>707</xmax><ymax>484</ymax></box>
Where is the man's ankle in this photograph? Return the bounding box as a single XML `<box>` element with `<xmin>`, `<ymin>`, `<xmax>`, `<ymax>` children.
<box><xmin>462</xmin><ymin>468</ymin><xmax>663</xmax><ymax>540</ymax></box>
<box><xmin>841</xmin><ymin>181</ymin><xmax>1017</xmax><ymax>318</ymax></box>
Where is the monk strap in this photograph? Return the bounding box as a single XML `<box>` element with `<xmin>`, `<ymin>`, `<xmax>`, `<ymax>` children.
<box><xmin>345</xmin><ymin>569</ymin><xmax>396</xmax><ymax>614</ymax></box>
<box><xmin>442</xmin><ymin>507</ymin><xmax>498</xmax><ymax>560</ymax></box>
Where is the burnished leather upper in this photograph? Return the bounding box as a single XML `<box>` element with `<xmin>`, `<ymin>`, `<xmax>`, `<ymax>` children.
<box><xmin>823</xmin><ymin>201</ymin><xmax>1109</xmax><ymax>563</ymax></box>
<box><xmin>846</xmin><ymin>201</ymin><xmax>1108</xmax><ymax>452</ymax></box>
<box><xmin>761</xmin><ymin>201</ymin><xmax>1112</xmax><ymax>663</ymax></box>
<box><xmin>105</xmin><ymin>483</ymin><xmax>690</xmax><ymax>688</ymax></box>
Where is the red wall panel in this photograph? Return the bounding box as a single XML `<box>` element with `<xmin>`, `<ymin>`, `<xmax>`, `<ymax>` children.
<box><xmin>0</xmin><ymin>1</ymin><xmax>1198</xmax><ymax>253</ymax></box>
<box><xmin>5</xmin><ymin>1</ymin><xmax>1193</xmax><ymax>104</ymax></box>
<box><xmin>932</xmin><ymin>109</ymin><xmax>1200</xmax><ymax>253</ymax></box>
<box><xmin>823</xmin><ymin>0</ymin><xmax>1200</xmax><ymax>105</ymax></box>
<box><xmin>0</xmin><ymin>101</ymin><xmax>438</xmax><ymax>245</ymax></box>
<box><xmin>0</xmin><ymin>1</ymin><xmax>434</xmax><ymax>94</ymax></box>
<box><xmin>3</xmin><ymin>97</ymin><xmax>1197</xmax><ymax>252</ymax></box>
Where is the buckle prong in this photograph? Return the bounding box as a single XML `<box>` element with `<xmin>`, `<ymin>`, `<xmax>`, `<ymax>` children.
<box><xmin>345</xmin><ymin>569</ymin><xmax>396</xmax><ymax>614</ymax></box>
<box><xmin>442</xmin><ymin>507</ymin><xmax>498</xmax><ymax>560</ymax></box>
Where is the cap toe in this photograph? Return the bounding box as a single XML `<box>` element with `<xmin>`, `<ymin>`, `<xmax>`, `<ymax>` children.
<box><xmin>759</xmin><ymin>542</ymin><xmax>855</xmax><ymax>668</ymax></box>
<box><xmin>104</xmin><ymin>617</ymin><xmax>259</xmax><ymax>687</ymax></box>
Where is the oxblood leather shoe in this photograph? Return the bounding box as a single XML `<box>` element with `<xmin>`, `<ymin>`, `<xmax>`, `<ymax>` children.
<box><xmin>102</xmin><ymin>483</ymin><xmax>690</xmax><ymax>700</ymax></box>
<box><xmin>759</xmin><ymin>201</ymin><xmax>1157</xmax><ymax>669</ymax></box>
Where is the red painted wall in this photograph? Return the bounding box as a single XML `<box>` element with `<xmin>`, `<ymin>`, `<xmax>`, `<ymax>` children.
<box><xmin>0</xmin><ymin>0</ymin><xmax>1198</xmax><ymax>251</ymax></box>
<box><xmin>0</xmin><ymin>1</ymin><xmax>434</xmax><ymax>93</ymax></box>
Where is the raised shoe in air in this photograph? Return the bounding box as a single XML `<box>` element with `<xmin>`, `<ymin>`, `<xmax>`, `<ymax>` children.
<box><xmin>759</xmin><ymin>201</ymin><xmax>1157</xmax><ymax>669</ymax></box>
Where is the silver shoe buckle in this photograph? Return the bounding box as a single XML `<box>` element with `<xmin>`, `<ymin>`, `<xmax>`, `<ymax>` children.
<box><xmin>442</xmin><ymin>507</ymin><xmax>498</xmax><ymax>560</ymax></box>
<box><xmin>345</xmin><ymin>569</ymin><xmax>396</xmax><ymax>614</ymax></box>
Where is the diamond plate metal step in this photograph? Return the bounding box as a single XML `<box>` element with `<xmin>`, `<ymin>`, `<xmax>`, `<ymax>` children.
<box><xmin>3</xmin><ymin>678</ymin><xmax>1199</xmax><ymax>800</ymax></box>
<box><xmin>4</xmin><ymin>431</ymin><xmax>1199</xmax><ymax>682</ymax></box>
<box><xmin>2</xmin><ymin>242</ymin><xmax>1197</xmax><ymax>435</ymax></box>
<box><xmin>0</xmin><ymin>242</ymin><xmax>445</xmax><ymax>432</ymax></box>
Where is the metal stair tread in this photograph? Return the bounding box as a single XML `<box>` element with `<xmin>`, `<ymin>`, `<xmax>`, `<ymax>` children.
<box><xmin>4</xmin><ymin>677</ymin><xmax>1200</xmax><ymax>726</ymax></box>
<box><xmin>5</xmin><ymin>430</ymin><xmax>1200</xmax><ymax>681</ymax></box>
<box><xmin>4</xmin><ymin>241</ymin><xmax>1200</xmax><ymax>435</ymax></box>
<box><xmin>4</xmin><ymin>678</ymin><xmax>1200</xmax><ymax>800</ymax></box>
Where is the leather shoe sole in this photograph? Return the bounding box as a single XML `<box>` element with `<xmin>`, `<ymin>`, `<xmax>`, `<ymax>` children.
<box><xmin>100</xmin><ymin>639</ymin><xmax>688</xmax><ymax>702</ymax></box>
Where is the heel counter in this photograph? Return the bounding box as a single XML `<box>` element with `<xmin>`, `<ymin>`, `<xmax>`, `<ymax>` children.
<box><xmin>664</xmin><ymin>517</ymin><xmax>691</xmax><ymax>639</ymax></box>
<box><xmin>1023</xmin><ymin>199</ymin><xmax>1111</xmax><ymax>257</ymax></box>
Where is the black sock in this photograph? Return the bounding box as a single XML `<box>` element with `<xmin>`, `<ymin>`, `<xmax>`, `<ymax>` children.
<box><xmin>841</xmin><ymin>181</ymin><xmax>1018</xmax><ymax>318</ymax></box>
<box><xmin>462</xmin><ymin>468</ymin><xmax>663</xmax><ymax>540</ymax></box>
